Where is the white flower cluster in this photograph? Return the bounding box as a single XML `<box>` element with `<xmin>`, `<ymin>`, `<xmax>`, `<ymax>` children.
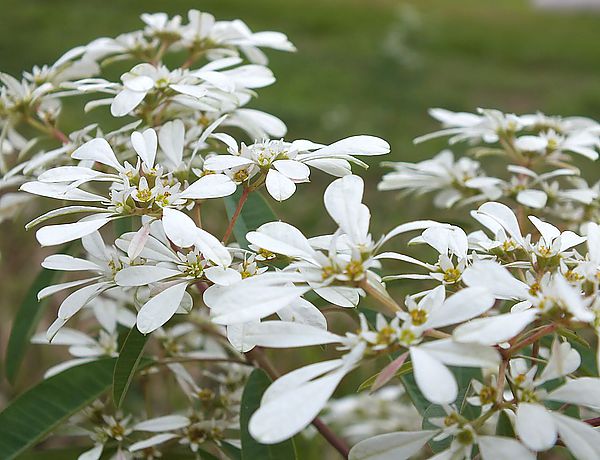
<box><xmin>4</xmin><ymin>10</ymin><xmax>600</xmax><ymax>460</ymax></box>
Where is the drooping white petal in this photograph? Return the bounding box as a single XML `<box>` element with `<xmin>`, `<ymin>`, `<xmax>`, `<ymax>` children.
<box><xmin>416</xmin><ymin>339</ymin><xmax>500</xmax><ymax>368</ymax></box>
<box><xmin>453</xmin><ymin>310</ymin><xmax>537</xmax><ymax>345</ymax></box>
<box><xmin>203</xmin><ymin>155</ymin><xmax>253</xmax><ymax>171</ymax></box>
<box><xmin>273</xmin><ymin>160</ymin><xmax>310</xmax><ymax>181</ymax></box>
<box><xmin>516</xmin><ymin>189</ymin><xmax>547</xmax><ymax>209</ymax></box>
<box><xmin>115</xmin><ymin>266</ymin><xmax>181</xmax><ymax>287</ymax></box>
<box><xmin>410</xmin><ymin>347</ymin><xmax>457</xmax><ymax>404</ymax></box>
<box><xmin>137</xmin><ymin>282</ymin><xmax>188</xmax><ymax>334</ymax></box>
<box><xmin>161</xmin><ymin>208</ymin><xmax>197</xmax><ymax>247</ymax></box>
<box><xmin>314</xmin><ymin>136</ymin><xmax>390</xmax><ymax>156</ymax></box>
<box><xmin>57</xmin><ymin>283</ymin><xmax>108</xmax><ymax>320</ymax></box>
<box><xmin>477</xmin><ymin>202</ymin><xmax>525</xmax><ymax>246</ymax></box>
<box><xmin>539</xmin><ymin>339</ymin><xmax>581</xmax><ymax>383</ymax></box>
<box><xmin>261</xmin><ymin>360</ymin><xmax>343</xmax><ymax>405</ymax></box>
<box><xmin>180</xmin><ymin>174</ymin><xmax>236</xmax><ymax>199</ymax></box>
<box><xmin>42</xmin><ymin>254</ymin><xmax>101</xmax><ymax>272</ymax></box>
<box><xmin>204</xmin><ymin>266</ymin><xmax>241</xmax><ymax>286</ymax></box>
<box><xmin>266</xmin><ymin>169</ymin><xmax>296</xmax><ymax>201</ymax></box>
<box><xmin>477</xmin><ymin>436</ymin><xmax>535</xmax><ymax>460</ymax></box>
<box><xmin>77</xmin><ymin>444</ymin><xmax>103</xmax><ymax>460</ymax></box>
<box><xmin>462</xmin><ymin>260</ymin><xmax>529</xmax><ymax>300</ymax></box>
<box><xmin>314</xmin><ymin>286</ymin><xmax>360</xmax><ymax>308</ymax></box>
<box><xmin>277</xmin><ymin>298</ymin><xmax>327</xmax><ymax>330</ymax></box>
<box><xmin>133</xmin><ymin>415</ymin><xmax>190</xmax><ymax>432</ymax></box>
<box><xmin>131</xmin><ymin>128</ymin><xmax>157</xmax><ymax>168</ymax></box>
<box><xmin>552</xmin><ymin>412</ymin><xmax>600</xmax><ymax>460</ymax></box>
<box><xmin>516</xmin><ymin>403</ymin><xmax>557</xmax><ymax>451</ymax></box>
<box><xmin>71</xmin><ymin>138</ymin><xmax>122</xmax><ymax>171</ymax></box>
<box><xmin>158</xmin><ymin>119</ymin><xmax>184</xmax><ymax>167</ymax></box>
<box><xmin>242</xmin><ymin>321</ymin><xmax>342</xmax><ymax>348</ymax></box>
<box><xmin>38</xmin><ymin>166</ymin><xmax>106</xmax><ymax>183</ymax></box>
<box><xmin>349</xmin><ymin>430</ymin><xmax>438</xmax><ymax>460</ymax></box>
<box><xmin>195</xmin><ymin>228</ymin><xmax>232</xmax><ymax>266</ymax></box>
<box><xmin>111</xmin><ymin>88</ymin><xmax>146</xmax><ymax>117</ymax></box>
<box><xmin>249</xmin><ymin>370</ymin><xmax>346</xmax><ymax>444</ymax></box>
<box><xmin>546</xmin><ymin>377</ymin><xmax>600</xmax><ymax>408</ymax></box>
<box><xmin>128</xmin><ymin>434</ymin><xmax>178</xmax><ymax>452</ymax></box>
<box><xmin>247</xmin><ymin>221</ymin><xmax>315</xmax><ymax>260</ymax></box>
<box><xmin>425</xmin><ymin>287</ymin><xmax>494</xmax><ymax>329</ymax></box>
<box><xmin>36</xmin><ymin>217</ymin><xmax>112</xmax><ymax>246</ymax></box>
<box><xmin>206</xmin><ymin>276</ymin><xmax>309</xmax><ymax>324</ymax></box>
<box><xmin>127</xmin><ymin>223</ymin><xmax>151</xmax><ymax>260</ymax></box>
<box><xmin>324</xmin><ymin>175</ymin><xmax>370</xmax><ymax>244</ymax></box>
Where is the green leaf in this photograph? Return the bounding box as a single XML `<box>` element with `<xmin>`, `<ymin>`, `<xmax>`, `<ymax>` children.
<box><xmin>239</xmin><ymin>369</ymin><xmax>296</xmax><ymax>460</ymax></box>
<box><xmin>224</xmin><ymin>189</ymin><xmax>276</xmax><ymax>248</ymax></box>
<box><xmin>5</xmin><ymin>244</ymin><xmax>71</xmax><ymax>384</ymax></box>
<box><xmin>221</xmin><ymin>441</ymin><xmax>242</xmax><ymax>460</ymax></box>
<box><xmin>113</xmin><ymin>325</ymin><xmax>149</xmax><ymax>408</ymax></box>
<box><xmin>357</xmin><ymin>362</ymin><xmax>413</xmax><ymax>392</ymax></box>
<box><xmin>400</xmin><ymin>374</ymin><xmax>430</xmax><ymax>415</ymax></box>
<box><xmin>495</xmin><ymin>410</ymin><xmax>515</xmax><ymax>437</ymax></box>
<box><xmin>0</xmin><ymin>358</ymin><xmax>117</xmax><ymax>459</ymax></box>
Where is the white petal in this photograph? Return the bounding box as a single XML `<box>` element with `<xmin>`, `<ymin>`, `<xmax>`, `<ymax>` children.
<box><xmin>137</xmin><ymin>282</ymin><xmax>188</xmax><ymax>333</ymax></box>
<box><xmin>410</xmin><ymin>347</ymin><xmax>457</xmax><ymax>404</ymax></box>
<box><xmin>111</xmin><ymin>88</ymin><xmax>146</xmax><ymax>117</ymax></box>
<box><xmin>463</xmin><ymin>260</ymin><xmax>529</xmax><ymax>300</ymax></box>
<box><xmin>517</xmin><ymin>190</ymin><xmax>547</xmax><ymax>209</ymax></box>
<box><xmin>349</xmin><ymin>431</ymin><xmax>438</xmax><ymax>460</ymax></box>
<box><xmin>249</xmin><ymin>370</ymin><xmax>346</xmax><ymax>444</ymax></box>
<box><xmin>324</xmin><ymin>175</ymin><xmax>369</xmax><ymax>243</ymax></box>
<box><xmin>261</xmin><ymin>360</ymin><xmax>343</xmax><ymax>405</ymax></box>
<box><xmin>273</xmin><ymin>160</ymin><xmax>310</xmax><ymax>181</ymax></box>
<box><xmin>204</xmin><ymin>155</ymin><xmax>253</xmax><ymax>171</ymax></box>
<box><xmin>552</xmin><ymin>412</ymin><xmax>600</xmax><ymax>460</ymax></box>
<box><xmin>417</xmin><ymin>339</ymin><xmax>500</xmax><ymax>368</ymax></box>
<box><xmin>129</xmin><ymin>434</ymin><xmax>178</xmax><ymax>452</ymax></box>
<box><xmin>426</xmin><ymin>287</ymin><xmax>495</xmax><ymax>329</ymax></box>
<box><xmin>195</xmin><ymin>228</ymin><xmax>232</xmax><ymax>266</ymax></box>
<box><xmin>516</xmin><ymin>403</ymin><xmax>557</xmax><ymax>451</ymax></box>
<box><xmin>115</xmin><ymin>266</ymin><xmax>181</xmax><ymax>286</ymax></box>
<box><xmin>204</xmin><ymin>266</ymin><xmax>241</xmax><ymax>285</ymax></box>
<box><xmin>266</xmin><ymin>169</ymin><xmax>296</xmax><ymax>201</ymax></box>
<box><xmin>162</xmin><ymin>208</ymin><xmax>197</xmax><ymax>247</ymax></box>
<box><xmin>57</xmin><ymin>283</ymin><xmax>108</xmax><ymax>320</ymax></box>
<box><xmin>127</xmin><ymin>223</ymin><xmax>151</xmax><ymax>259</ymax></box>
<box><xmin>180</xmin><ymin>174</ymin><xmax>236</xmax><ymax>199</ymax></box>
<box><xmin>158</xmin><ymin>120</ymin><xmax>184</xmax><ymax>167</ymax></box>
<box><xmin>546</xmin><ymin>377</ymin><xmax>600</xmax><ymax>408</ymax></box>
<box><xmin>77</xmin><ymin>444</ymin><xmax>103</xmax><ymax>460</ymax></box>
<box><xmin>36</xmin><ymin>217</ymin><xmax>112</xmax><ymax>246</ymax></box>
<box><xmin>247</xmin><ymin>221</ymin><xmax>315</xmax><ymax>260</ymax></box>
<box><xmin>314</xmin><ymin>135</ymin><xmax>390</xmax><ymax>156</ymax></box>
<box><xmin>453</xmin><ymin>310</ymin><xmax>537</xmax><ymax>345</ymax></box>
<box><xmin>131</xmin><ymin>128</ymin><xmax>157</xmax><ymax>168</ymax></box>
<box><xmin>242</xmin><ymin>321</ymin><xmax>341</xmax><ymax>348</ymax></box>
<box><xmin>477</xmin><ymin>202</ymin><xmax>525</xmax><ymax>246</ymax></box>
<box><xmin>133</xmin><ymin>415</ymin><xmax>190</xmax><ymax>432</ymax></box>
<box><xmin>477</xmin><ymin>436</ymin><xmax>535</xmax><ymax>460</ymax></box>
<box><xmin>277</xmin><ymin>298</ymin><xmax>327</xmax><ymax>330</ymax></box>
<box><xmin>42</xmin><ymin>254</ymin><xmax>100</xmax><ymax>272</ymax></box>
<box><xmin>71</xmin><ymin>138</ymin><xmax>122</xmax><ymax>171</ymax></box>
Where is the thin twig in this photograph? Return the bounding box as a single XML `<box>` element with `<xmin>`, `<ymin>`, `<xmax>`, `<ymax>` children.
<box><xmin>222</xmin><ymin>186</ymin><xmax>250</xmax><ymax>244</ymax></box>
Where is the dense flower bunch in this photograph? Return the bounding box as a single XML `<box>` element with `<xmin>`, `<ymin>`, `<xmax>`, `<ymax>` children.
<box><xmin>3</xmin><ymin>10</ymin><xmax>600</xmax><ymax>460</ymax></box>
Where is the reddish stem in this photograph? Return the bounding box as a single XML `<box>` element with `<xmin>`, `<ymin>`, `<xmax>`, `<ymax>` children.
<box><xmin>222</xmin><ymin>187</ymin><xmax>250</xmax><ymax>244</ymax></box>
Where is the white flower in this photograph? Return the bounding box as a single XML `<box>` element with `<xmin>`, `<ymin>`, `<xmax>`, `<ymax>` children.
<box><xmin>205</xmin><ymin>136</ymin><xmax>390</xmax><ymax>201</ymax></box>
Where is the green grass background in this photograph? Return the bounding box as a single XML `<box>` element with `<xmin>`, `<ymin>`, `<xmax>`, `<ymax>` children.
<box><xmin>1</xmin><ymin>0</ymin><xmax>600</xmax><ymax>457</ymax></box>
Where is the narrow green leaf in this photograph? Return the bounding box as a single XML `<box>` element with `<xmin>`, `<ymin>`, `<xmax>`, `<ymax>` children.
<box><xmin>5</xmin><ymin>244</ymin><xmax>71</xmax><ymax>384</ymax></box>
<box><xmin>495</xmin><ymin>410</ymin><xmax>515</xmax><ymax>437</ymax></box>
<box><xmin>0</xmin><ymin>358</ymin><xmax>116</xmax><ymax>459</ymax></box>
<box><xmin>240</xmin><ymin>369</ymin><xmax>296</xmax><ymax>460</ymax></box>
<box><xmin>113</xmin><ymin>325</ymin><xmax>149</xmax><ymax>408</ymax></box>
<box><xmin>224</xmin><ymin>189</ymin><xmax>276</xmax><ymax>248</ymax></box>
<box><xmin>221</xmin><ymin>441</ymin><xmax>242</xmax><ymax>460</ymax></box>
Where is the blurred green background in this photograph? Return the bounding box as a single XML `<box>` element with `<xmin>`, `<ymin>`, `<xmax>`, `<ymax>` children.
<box><xmin>1</xmin><ymin>0</ymin><xmax>600</xmax><ymax>457</ymax></box>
